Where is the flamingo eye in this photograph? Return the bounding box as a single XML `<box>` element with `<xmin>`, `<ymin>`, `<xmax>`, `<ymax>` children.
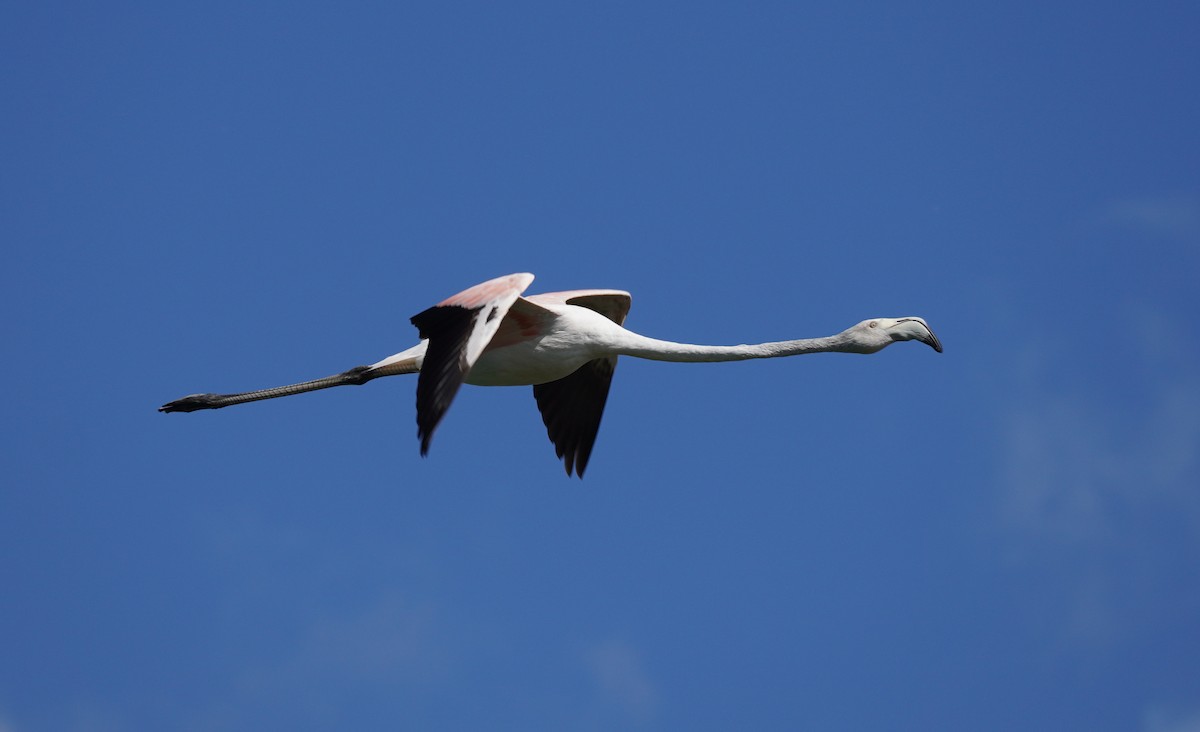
<box><xmin>868</xmin><ymin>321</ymin><xmax>878</xmax><ymax>328</ymax></box>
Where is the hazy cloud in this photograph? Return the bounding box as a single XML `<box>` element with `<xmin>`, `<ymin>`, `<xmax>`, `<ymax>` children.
<box><xmin>184</xmin><ymin>593</ymin><xmax>448</xmax><ymax>731</ymax></box>
<box><xmin>996</xmin><ymin>306</ymin><xmax>1200</xmax><ymax>645</ymax></box>
<box><xmin>1000</xmin><ymin>396</ymin><xmax>1114</xmax><ymax>542</ymax></box>
<box><xmin>1106</xmin><ymin>193</ymin><xmax>1200</xmax><ymax>242</ymax></box>
<box><xmin>999</xmin><ymin>313</ymin><xmax>1200</xmax><ymax>543</ymax></box>
<box><xmin>584</xmin><ymin>639</ymin><xmax>658</xmax><ymax>724</ymax></box>
<box><xmin>1143</xmin><ymin>704</ymin><xmax>1200</xmax><ymax>732</ymax></box>
<box><xmin>238</xmin><ymin>593</ymin><xmax>448</xmax><ymax>692</ymax></box>
<box><xmin>1000</xmin><ymin>381</ymin><xmax>1200</xmax><ymax>544</ymax></box>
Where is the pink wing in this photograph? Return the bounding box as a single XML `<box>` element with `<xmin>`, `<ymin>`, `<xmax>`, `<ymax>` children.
<box><xmin>527</xmin><ymin>290</ymin><xmax>633</xmax><ymax>477</ymax></box>
<box><xmin>524</xmin><ymin>289</ymin><xmax>632</xmax><ymax>327</ymax></box>
<box><xmin>410</xmin><ymin>273</ymin><xmax>534</xmax><ymax>455</ymax></box>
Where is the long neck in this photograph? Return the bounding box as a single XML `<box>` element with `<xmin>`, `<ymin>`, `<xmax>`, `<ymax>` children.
<box><xmin>614</xmin><ymin>330</ymin><xmax>860</xmax><ymax>363</ymax></box>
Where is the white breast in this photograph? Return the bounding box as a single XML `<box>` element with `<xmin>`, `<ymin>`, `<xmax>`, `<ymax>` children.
<box><xmin>465</xmin><ymin>305</ymin><xmax>621</xmax><ymax>386</ymax></box>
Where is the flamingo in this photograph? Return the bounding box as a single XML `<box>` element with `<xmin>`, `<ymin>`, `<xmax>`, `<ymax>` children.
<box><xmin>160</xmin><ymin>273</ymin><xmax>942</xmax><ymax>476</ymax></box>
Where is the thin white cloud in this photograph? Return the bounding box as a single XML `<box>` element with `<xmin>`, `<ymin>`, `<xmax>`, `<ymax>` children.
<box><xmin>238</xmin><ymin>593</ymin><xmax>448</xmax><ymax>693</ymax></box>
<box><xmin>1143</xmin><ymin>704</ymin><xmax>1200</xmax><ymax>732</ymax></box>
<box><xmin>999</xmin><ymin>311</ymin><xmax>1200</xmax><ymax>544</ymax></box>
<box><xmin>1106</xmin><ymin>193</ymin><xmax>1200</xmax><ymax>242</ymax></box>
<box><xmin>1000</xmin><ymin>396</ymin><xmax>1114</xmax><ymax>542</ymax></box>
<box><xmin>183</xmin><ymin>592</ymin><xmax>449</xmax><ymax>731</ymax></box>
<box><xmin>999</xmin><ymin>380</ymin><xmax>1200</xmax><ymax>544</ymax></box>
<box><xmin>996</xmin><ymin>305</ymin><xmax>1200</xmax><ymax>645</ymax></box>
<box><xmin>584</xmin><ymin>639</ymin><xmax>658</xmax><ymax>723</ymax></box>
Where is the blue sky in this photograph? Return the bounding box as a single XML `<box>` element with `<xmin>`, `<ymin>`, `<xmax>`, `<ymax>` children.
<box><xmin>2</xmin><ymin>2</ymin><xmax>1198</xmax><ymax>730</ymax></box>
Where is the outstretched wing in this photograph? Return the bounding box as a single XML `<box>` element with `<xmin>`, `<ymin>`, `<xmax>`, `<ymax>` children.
<box><xmin>532</xmin><ymin>357</ymin><xmax>616</xmax><ymax>478</ymax></box>
<box><xmin>410</xmin><ymin>272</ymin><xmax>534</xmax><ymax>455</ymax></box>
<box><xmin>527</xmin><ymin>290</ymin><xmax>632</xmax><ymax>477</ymax></box>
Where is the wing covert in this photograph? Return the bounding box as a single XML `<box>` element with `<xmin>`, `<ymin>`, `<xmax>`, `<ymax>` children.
<box><xmin>411</xmin><ymin>273</ymin><xmax>533</xmax><ymax>454</ymax></box>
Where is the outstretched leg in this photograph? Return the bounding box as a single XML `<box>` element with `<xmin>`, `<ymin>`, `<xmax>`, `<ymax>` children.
<box><xmin>159</xmin><ymin>348</ymin><xmax>423</xmax><ymax>413</ymax></box>
<box><xmin>159</xmin><ymin>365</ymin><xmax>379</xmax><ymax>412</ymax></box>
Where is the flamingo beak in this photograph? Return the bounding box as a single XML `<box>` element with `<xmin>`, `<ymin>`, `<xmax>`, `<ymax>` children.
<box><xmin>915</xmin><ymin>322</ymin><xmax>943</xmax><ymax>353</ymax></box>
<box><xmin>918</xmin><ymin>325</ymin><xmax>943</xmax><ymax>353</ymax></box>
<box><xmin>893</xmin><ymin>318</ymin><xmax>943</xmax><ymax>353</ymax></box>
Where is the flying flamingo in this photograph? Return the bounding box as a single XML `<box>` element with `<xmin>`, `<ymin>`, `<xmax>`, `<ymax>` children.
<box><xmin>160</xmin><ymin>273</ymin><xmax>942</xmax><ymax>476</ymax></box>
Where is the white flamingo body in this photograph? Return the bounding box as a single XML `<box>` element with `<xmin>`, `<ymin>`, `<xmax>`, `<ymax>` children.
<box><xmin>462</xmin><ymin>302</ymin><xmax>625</xmax><ymax>386</ymax></box>
<box><xmin>161</xmin><ymin>272</ymin><xmax>942</xmax><ymax>476</ymax></box>
<box><xmin>365</xmin><ymin>306</ymin><xmax>616</xmax><ymax>387</ymax></box>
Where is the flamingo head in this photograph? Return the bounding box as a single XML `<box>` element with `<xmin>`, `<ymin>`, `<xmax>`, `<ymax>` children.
<box><xmin>843</xmin><ymin>317</ymin><xmax>943</xmax><ymax>354</ymax></box>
